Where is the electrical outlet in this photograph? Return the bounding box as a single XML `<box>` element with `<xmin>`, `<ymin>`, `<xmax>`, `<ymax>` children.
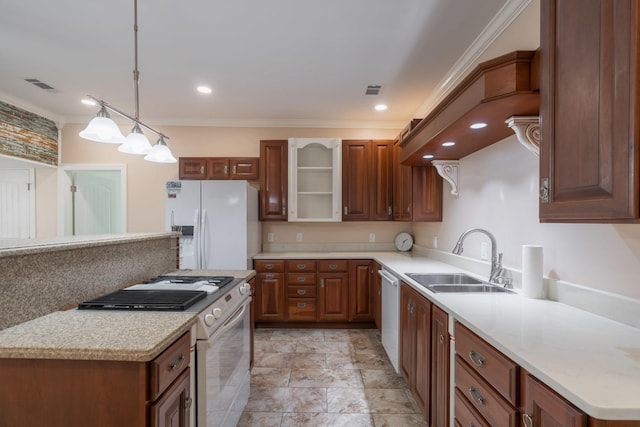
<box><xmin>296</xmin><ymin>232</ymin><xmax>303</xmax><ymax>242</ymax></box>
<box><xmin>267</xmin><ymin>233</ymin><xmax>274</xmax><ymax>242</ymax></box>
<box><xmin>432</xmin><ymin>236</ymin><xmax>438</xmax><ymax>248</ymax></box>
<box><xmin>369</xmin><ymin>233</ymin><xmax>375</xmax><ymax>243</ymax></box>
<box><xmin>480</xmin><ymin>242</ymin><xmax>489</xmax><ymax>260</ymax></box>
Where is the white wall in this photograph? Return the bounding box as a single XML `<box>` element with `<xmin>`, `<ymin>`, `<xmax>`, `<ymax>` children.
<box><xmin>413</xmin><ymin>135</ymin><xmax>640</xmax><ymax>300</ymax></box>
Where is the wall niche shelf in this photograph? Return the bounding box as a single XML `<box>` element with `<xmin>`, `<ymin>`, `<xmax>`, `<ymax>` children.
<box><xmin>401</xmin><ymin>50</ymin><xmax>540</xmax><ymax>166</ymax></box>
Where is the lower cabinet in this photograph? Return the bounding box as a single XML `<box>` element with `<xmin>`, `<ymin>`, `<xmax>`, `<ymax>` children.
<box><xmin>254</xmin><ymin>264</ymin><xmax>287</xmax><ymax>322</ymax></box>
<box><xmin>0</xmin><ymin>332</ymin><xmax>192</xmax><ymax>427</ymax></box>
<box><xmin>373</xmin><ymin>261</ymin><xmax>382</xmax><ymax>331</ymax></box>
<box><xmin>348</xmin><ymin>259</ymin><xmax>374</xmax><ymax>322</ymax></box>
<box><xmin>431</xmin><ymin>304</ymin><xmax>450</xmax><ymax>427</ymax></box>
<box><xmin>318</xmin><ymin>270</ymin><xmax>349</xmax><ymax>321</ymax></box>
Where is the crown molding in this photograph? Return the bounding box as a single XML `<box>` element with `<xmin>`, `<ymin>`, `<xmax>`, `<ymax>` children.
<box><xmin>414</xmin><ymin>0</ymin><xmax>533</xmax><ymax>118</ymax></box>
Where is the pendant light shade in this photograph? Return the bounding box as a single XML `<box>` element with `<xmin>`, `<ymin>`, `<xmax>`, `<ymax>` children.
<box><xmin>79</xmin><ymin>106</ymin><xmax>126</xmax><ymax>144</ymax></box>
<box><xmin>144</xmin><ymin>136</ymin><xmax>177</xmax><ymax>163</ymax></box>
<box><xmin>118</xmin><ymin>123</ymin><xmax>152</xmax><ymax>154</ymax></box>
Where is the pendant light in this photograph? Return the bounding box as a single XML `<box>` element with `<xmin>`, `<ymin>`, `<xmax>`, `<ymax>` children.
<box><xmin>79</xmin><ymin>0</ymin><xmax>176</xmax><ymax>163</ymax></box>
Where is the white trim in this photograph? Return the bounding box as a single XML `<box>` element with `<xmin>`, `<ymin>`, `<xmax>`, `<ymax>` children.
<box><xmin>57</xmin><ymin>164</ymin><xmax>127</xmax><ymax>236</ymax></box>
<box><xmin>414</xmin><ymin>0</ymin><xmax>533</xmax><ymax>118</ymax></box>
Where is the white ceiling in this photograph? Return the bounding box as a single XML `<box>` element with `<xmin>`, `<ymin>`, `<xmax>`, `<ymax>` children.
<box><xmin>0</xmin><ymin>0</ymin><xmax>513</xmax><ymax>128</ymax></box>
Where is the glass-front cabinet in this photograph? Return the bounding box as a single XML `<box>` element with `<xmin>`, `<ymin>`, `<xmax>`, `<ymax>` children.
<box><xmin>288</xmin><ymin>138</ymin><xmax>342</xmax><ymax>222</ymax></box>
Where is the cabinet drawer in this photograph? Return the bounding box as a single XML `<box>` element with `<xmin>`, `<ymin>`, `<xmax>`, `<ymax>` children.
<box><xmin>286</xmin><ymin>260</ymin><xmax>317</xmax><ymax>272</ymax></box>
<box><xmin>286</xmin><ymin>273</ymin><xmax>316</xmax><ymax>285</ymax></box>
<box><xmin>287</xmin><ymin>298</ymin><xmax>317</xmax><ymax>321</ymax></box>
<box><xmin>255</xmin><ymin>260</ymin><xmax>284</xmax><ymax>273</ymax></box>
<box><xmin>317</xmin><ymin>260</ymin><xmax>348</xmax><ymax>272</ymax></box>
<box><xmin>455</xmin><ymin>322</ymin><xmax>518</xmax><ymax>405</ymax></box>
<box><xmin>287</xmin><ymin>285</ymin><xmax>317</xmax><ymax>298</ymax></box>
<box><xmin>454</xmin><ymin>388</ymin><xmax>490</xmax><ymax>427</ymax></box>
<box><xmin>455</xmin><ymin>355</ymin><xmax>518</xmax><ymax>427</ymax></box>
<box><xmin>150</xmin><ymin>332</ymin><xmax>190</xmax><ymax>400</ymax></box>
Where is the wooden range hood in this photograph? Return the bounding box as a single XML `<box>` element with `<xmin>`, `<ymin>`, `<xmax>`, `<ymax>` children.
<box><xmin>401</xmin><ymin>50</ymin><xmax>540</xmax><ymax>166</ymax></box>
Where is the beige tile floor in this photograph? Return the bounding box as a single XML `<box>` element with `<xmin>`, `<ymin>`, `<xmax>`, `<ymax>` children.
<box><xmin>239</xmin><ymin>328</ymin><xmax>428</xmax><ymax>427</ymax></box>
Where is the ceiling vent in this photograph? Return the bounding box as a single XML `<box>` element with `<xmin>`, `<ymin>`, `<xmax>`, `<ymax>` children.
<box><xmin>24</xmin><ymin>78</ymin><xmax>56</xmax><ymax>92</ymax></box>
<box><xmin>365</xmin><ymin>85</ymin><xmax>382</xmax><ymax>96</ymax></box>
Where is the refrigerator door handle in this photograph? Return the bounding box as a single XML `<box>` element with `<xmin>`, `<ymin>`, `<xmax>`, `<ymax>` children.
<box><xmin>193</xmin><ymin>209</ymin><xmax>201</xmax><ymax>269</ymax></box>
<box><xmin>201</xmin><ymin>208</ymin><xmax>207</xmax><ymax>269</ymax></box>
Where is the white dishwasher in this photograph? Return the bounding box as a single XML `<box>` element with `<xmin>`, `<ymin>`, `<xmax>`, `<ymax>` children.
<box><xmin>378</xmin><ymin>268</ymin><xmax>400</xmax><ymax>373</ymax></box>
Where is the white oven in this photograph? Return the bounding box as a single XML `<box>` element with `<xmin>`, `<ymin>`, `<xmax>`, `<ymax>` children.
<box><xmin>195</xmin><ymin>290</ymin><xmax>251</xmax><ymax>427</ymax></box>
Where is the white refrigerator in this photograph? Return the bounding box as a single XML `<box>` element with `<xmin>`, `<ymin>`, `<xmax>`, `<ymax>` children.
<box><xmin>165</xmin><ymin>180</ymin><xmax>260</xmax><ymax>270</ymax></box>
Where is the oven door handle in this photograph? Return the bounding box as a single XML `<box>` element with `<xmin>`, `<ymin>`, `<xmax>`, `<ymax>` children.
<box><xmin>209</xmin><ymin>298</ymin><xmax>251</xmax><ymax>342</ymax></box>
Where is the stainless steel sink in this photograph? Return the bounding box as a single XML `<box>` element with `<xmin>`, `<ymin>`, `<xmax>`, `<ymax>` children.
<box><xmin>405</xmin><ymin>273</ymin><xmax>514</xmax><ymax>294</ymax></box>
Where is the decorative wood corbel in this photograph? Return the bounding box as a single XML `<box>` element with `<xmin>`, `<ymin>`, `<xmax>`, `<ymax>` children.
<box><xmin>431</xmin><ymin>160</ymin><xmax>459</xmax><ymax>198</ymax></box>
<box><xmin>505</xmin><ymin>116</ymin><xmax>540</xmax><ymax>157</ymax></box>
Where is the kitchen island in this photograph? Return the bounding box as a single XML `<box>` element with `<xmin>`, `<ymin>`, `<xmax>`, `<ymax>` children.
<box><xmin>254</xmin><ymin>249</ymin><xmax>640</xmax><ymax>423</ymax></box>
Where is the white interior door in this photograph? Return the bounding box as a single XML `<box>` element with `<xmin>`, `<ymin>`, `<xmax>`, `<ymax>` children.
<box><xmin>72</xmin><ymin>170</ymin><xmax>121</xmax><ymax>235</ymax></box>
<box><xmin>0</xmin><ymin>169</ymin><xmax>35</xmax><ymax>238</ymax></box>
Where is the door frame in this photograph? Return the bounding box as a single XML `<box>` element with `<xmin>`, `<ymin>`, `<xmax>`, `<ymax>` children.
<box><xmin>57</xmin><ymin>164</ymin><xmax>127</xmax><ymax>236</ymax></box>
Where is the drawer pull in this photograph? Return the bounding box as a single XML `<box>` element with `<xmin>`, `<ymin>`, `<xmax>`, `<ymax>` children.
<box><xmin>297</xmin><ymin>289</ymin><xmax>306</xmax><ymax>295</ymax></box>
<box><xmin>329</xmin><ymin>264</ymin><xmax>338</xmax><ymax>269</ymax></box>
<box><xmin>469</xmin><ymin>350</ymin><xmax>485</xmax><ymax>367</ymax></box>
<box><xmin>469</xmin><ymin>387</ymin><xmax>485</xmax><ymax>406</ymax></box>
<box><xmin>266</xmin><ymin>274</ymin><xmax>275</xmax><ymax>280</ymax></box>
<box><xmin>297</xmin><ymin>263</ymin><xmax>306</xmax><ymax>269</ymax></box>
<box><xmin>439</xmin><ymin>334</ymin><xmax>445</xmax><ymax>345</ymax></box>
<box><xmin>265</xmin><ymin>264</ymin><xmax>274</xmax><ymax>270</ymax></box>
<box><xmin>297</xmin><ymin>277</ymin><xmax>306</xmax><ymax>282</ymax></box>
<box><xmin>522</xmin><ymin>413</ymin><xmax>533</xmax><ymax>427</ymax></box>
<box><xmin>185</xmin><ymin>396</ymin><xmax>193</xmax><ymax>410</ymax></box>
<box><xmin>321</xmin><ymin>279</ymin><xmax>324</xmax><ymax>288</ymax></box>
<box><xmin>169</xmin><ymin>354</ymin><xmax>185</xmax><ymax>372</ymax></box>
<box><xmin>297</xmin><ymin>303</ymin><xmax>307</xmax><ymax>308</ymax></box>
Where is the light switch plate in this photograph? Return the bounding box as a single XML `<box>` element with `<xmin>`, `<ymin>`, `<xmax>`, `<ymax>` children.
<box><xmin>296</xmin><ymin>232</ymin><xmax>303</xmax><ymax>242</ymax></box>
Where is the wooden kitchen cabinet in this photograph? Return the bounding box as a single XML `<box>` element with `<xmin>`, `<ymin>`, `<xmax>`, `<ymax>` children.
<box><xmin>412</xmin><ymin>165</ymin><xmax>443</xmax><ymax>222</ymax></box>
<box><xmin>399</xmin><ymin>282</ymin><xmax>431</xmax><ymax>419</ymax></box>
<box><xmin>254</xmin><ymin>260</ymin><xmax>287</xmax><ymax>321</ymax></box>
<box><xmin>522</xmin><ymin>372</ymin><xmax>587</xmax><ymax>427</ymax></box>
<box><xmin>259</xmin><ymin>140</ymin><xmax>288</xmax><ymax>221</ymax></box>
<box><xmin>393</xmin><ymin>138</ymin><xmax>413</xmax><ymax>221</ymax></box>
<box><xmin>372</xmin><ymin>261</ymin><xmax>382</xmax><ymax>331</ymax></box>
<box><xmin>342</xmin><ymin>139</ymin><xmax>394</xmax><ymax>221</ymax></box>
<box><xmin>178</xmin><ymin>157</ymin><xmax>258</xmax><ymax>180</ymax></box>
<box><xmin>540</xmin><ymin>0</ymin><xmax>640</xmax><ymax>222</ymax></box>
<box><xmin>0</xmin><ymin>332</ymin><xmax>191</xmax><ymax>427</ymax></box>
<box><xmin>286</xmin><ymin>259</ymin><xmax>317</xmax><ymax>321</ymax></box>
<box><xmin>431</xmin><ymin>303</ymin><xmax>449</xmax><ymax>427</ymax></box>
<box><xmin>348</xmin><ymin>259</ymin><xmax>374</xmax><ymax>322</ymax></box>
<box><xmin>318</xmin><ymin>261</ymin><xmax>349</xmax><ymax>322</ymax></box>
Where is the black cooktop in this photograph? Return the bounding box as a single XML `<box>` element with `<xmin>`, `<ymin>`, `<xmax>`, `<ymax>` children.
<box><xmin>144</xmin><ymin>275</ymin><xmax>235</xmax><ymax>288</ymax></box>
<box><xmin>77</xmin><ymin>289</ymin><xmax>207</xmax><ymax>311</ymax></box>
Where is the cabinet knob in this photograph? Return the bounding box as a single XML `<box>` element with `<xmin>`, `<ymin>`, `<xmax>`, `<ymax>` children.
<box><xmin>344</xmin><ymin>206</ymin><xmax>348</xmax><ymax>215</ymax></box>
<box><xmin>224</xmin><ymin>165</ymin><xmax>228</xmax><ymax>174</ymax></box>
<box><xmin>469</xmin><ymin>387</ymin><xmax>485</xmax><ymax>406</ymax></box>
<box><xmin>200</xmin><ymin>165</ymin><xmax>205</xmax><ymax>174</ymax></box>
<box><xmin>232</xmin><ymin>165</ymin><xmax>237</xmax><ymax>174</ymax></box>
<box><xmin>169</xmin><ymin>354</ymin><xmax>185</xmax><ymax>371</ymax></box>
<box><xmin>439</xmin><ymin>334</ymin><xmax>445</xmax><ymax>345</ymax></box>
<box><xmin>468</xmin><ymin>350</ymin><xmax>485</xmax><ymax>367</ymax></box>
<box><xmin>320</xmin><ymin>279</ymin><xmax>325</xmax><ymax>288</ymax></box>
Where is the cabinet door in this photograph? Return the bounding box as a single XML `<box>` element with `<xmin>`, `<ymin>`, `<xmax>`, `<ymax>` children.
<box><xmin>373</xmin><ymin>262</ymin><xmax>382</xmax><ymax>331</ymax></box>
<box><xmin>523</xmin><ymin>373</ymin><xmax>587</xmax><ymax>427</ymax></box>
<box><xmin>255</xmin><ymin>273</ymin><xmax>286</xmax><ymax>321</ymax></box>
<box><xmin>431</xmin><ymin>304</ymin><xmax>449</xmax><ymax>427</ymax></box>
<box><xmin>412</xmin><ymin>165</ymin><xmax>443</xmax><ymax>222</ymax></box>
<box><xmin>399</xmin><ymin>283</ymin><xmax>416</xmax><ymax>384</ymax></box>
<box><xmin>151</xmin><ymin>368</ymin><xmax>191</xmax><ymax>427</ymax></box>
<box><xmin>540</xmin><ymin>0</ymin><xmax>640</xmax><ymax>221</ymax></box>
<box><xmin>393</xmin><ymin>140</ymin><xmax>412</xmax><ymax>221</ymax></box>
<box><xmin>230</xmin><ymin>157</ymin><xmax>259</xmax><ymax>180</ymax></box>
<box><xmin>348</xmin><ymin>260</ymin><xmax>373</xmax><ymax>322</ymax></box>
<box><xmin>371</xmin><ymin>140</ymin><xmax>394</xmax><ymax>220</ymax></box>
<box><xmin>207</xmin><ymin>158</ymin><xmax>230</xmax><ymax>179</ymax></box>
<box><xmin>317</xmin><ymin>272</ymin><xmax>349</xmax><ymax>321</ymax></box>
<box><xmin>259</xmin><ymin>140</ymin><xmax>288</xmax><ymax>221</ymax></box>
<box><xmin>178</xmin><ymin>157</ymin><xmax>207</xmax><ymax>180</ymax></box>
<box><xmin>342</xmin><ymin>140</ymin><xmax>371</xmax><ymax>220</ymax></box>
<box><xmin>414</xmin><ymin>294</ymin><xmax>431</xmax><ymax>419</ymax></box>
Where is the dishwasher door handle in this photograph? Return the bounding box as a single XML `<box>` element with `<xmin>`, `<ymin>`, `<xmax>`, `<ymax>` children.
<box><xmin>378</xmin><ymin>269</ymin><xmax>399</xmax><ymax>286</ymax></box>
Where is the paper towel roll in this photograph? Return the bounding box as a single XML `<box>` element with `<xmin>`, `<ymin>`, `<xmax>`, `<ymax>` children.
<box><xmin>522</xmin><ymin>245</ymin><xmax>544</xmax><ymax>298</ymax></box>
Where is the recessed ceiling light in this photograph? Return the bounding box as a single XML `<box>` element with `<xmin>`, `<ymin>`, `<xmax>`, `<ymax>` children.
<box><xmin>442</xmin><ymin>141</ymin><xmax>456</xmax><ymax>147</ymax></box>
<box><xmin>197</xmin><ymin>86</ymin><xmax>212</xmax><ymax>94</ymax></box>
<box><xmin>422</xmin><ymin>154</ymin><xmax>434</xmax><ymax>159</ymax></box>
<box><xmin>374</xmin><ymin>104</ymin><xmax>388</xmax><ymax>111</ymax></box>
<box><xmin>470</xmin><ymin>122</ymin><xmax>487</xmax><ymax>129</ymax></box>
<box><xmin>81</xmin><ymin>98</ymin><xmax>97</xmax><ymax>106</ymax></box>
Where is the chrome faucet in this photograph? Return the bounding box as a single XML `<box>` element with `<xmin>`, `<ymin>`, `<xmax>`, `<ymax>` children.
<box><xmin>452</xmin><ymin>228</ymin><xmax>504</xmax><ymax>284</ymax></box>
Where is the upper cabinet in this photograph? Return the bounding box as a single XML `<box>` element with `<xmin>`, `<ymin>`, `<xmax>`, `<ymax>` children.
<box><xmin>342</xmin><ymin>140</ymin><xmax>394</xmax><ymax>221</ymax></box>
<box><xmin>400</xmin><ymin>50</ymin><xmax>540</xmax><ymax>166</ymax></box>
<box><xmin>178</xmin><ymin>157</ymin><xmax>258</xmax><ymax>180</ymax></box>
<box><xmin>288</xmin><ymin>138</ymin><xmax>342</xmax><ymax>222</ymax></box>
<box><xmin>259</xmin><ymin>140</ymin><xmax>288</xmax><ymax>221</ymax></box>
<box><xmin>540</xmin><ymin>0</ymin><xmax>640</xmax><ymax>222</ymax></box>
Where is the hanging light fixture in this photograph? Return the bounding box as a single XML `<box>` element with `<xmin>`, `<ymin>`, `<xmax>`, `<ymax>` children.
<box><xmin>79</xmin><ymin>0</ymin><xmax>176</xmax><ymax>163</ymax></box>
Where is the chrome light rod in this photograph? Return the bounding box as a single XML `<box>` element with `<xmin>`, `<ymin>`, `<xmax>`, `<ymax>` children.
<box><xmin>85</xmin><ymin>94</ymin><xmax>169</xmax><ymax>140</ymax></box>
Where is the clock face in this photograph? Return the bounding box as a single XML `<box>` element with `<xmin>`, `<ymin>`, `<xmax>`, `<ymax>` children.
<box><xmin>395</xmin><ymin>232</ymin><xmax>413</xmax><ymax>251</ymax></box>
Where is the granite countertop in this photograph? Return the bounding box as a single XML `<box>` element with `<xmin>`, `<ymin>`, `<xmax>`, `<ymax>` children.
<box><xmin>0</xmin><ymin>310</ymin><xmax>196</xmax><ymax>362</ymax></box>
<box><xmin>0</xmin><ymin>232</ymin><xmax>179</xmax><ymax>257</ymax></box>
<box><xmin>256</xmin><ymin>250</ymin><xmax>640</xmax><ymax>420</ymax></box>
